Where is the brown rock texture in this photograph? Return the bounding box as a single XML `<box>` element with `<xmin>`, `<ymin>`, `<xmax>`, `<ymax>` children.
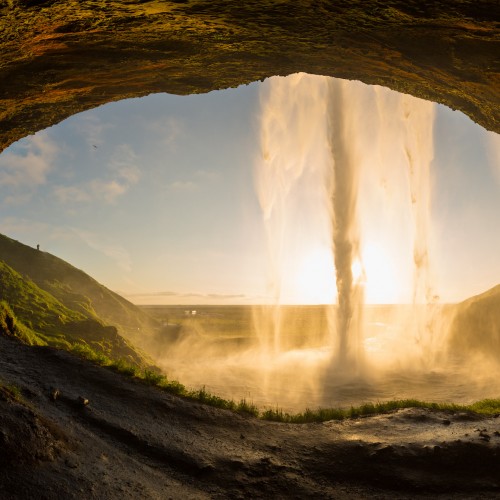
<box><xmin>2</xmin><ymin>334</ymin><xmax>500</xmax><ymax>498</ymax></box>
<box><xmin>1</xmin><ymin>0</ymin><xmax>499</xmax><ymax>153</ymax></box>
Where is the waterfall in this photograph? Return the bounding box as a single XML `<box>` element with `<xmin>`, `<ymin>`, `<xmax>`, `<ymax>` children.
<box><xmin>255</xmin><ymin>73</ymin><xmax>436</xmax><ymax>370</ymax></box>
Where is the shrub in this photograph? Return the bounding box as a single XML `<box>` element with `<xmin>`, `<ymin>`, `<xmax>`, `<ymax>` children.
<box><xmin>142</xmin><ymin>369</ymin><xmax>166</xmax><ymax>386</ymax></box>
<box><xmin>110</xmin><ymin>358</ymin><xmax>139</xmax><ymax>377</ymax></box>
<box><xmin>71</xmin><ymin>342</ymin><xmax>111</xmax><ymax>365</ymax></box>
<box><xmin>236</xmin><ymin>399</ymin><xmax>259</xmax><ymax>417</ymax></box>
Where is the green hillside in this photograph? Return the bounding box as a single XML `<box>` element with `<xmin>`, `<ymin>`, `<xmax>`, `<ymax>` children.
<box><xmin>448</xmin><ymin>284</ymin><xmax>500</xmax><ymax>358</ymax></box>
<box><xmin>0</xmin><ymin>233</ymin><xmax>160</xmax><ymax>349</ymax></box>
<box><xmin>0</xmin><ymin>233</ymin><xmax>166</xmax><ymax>365</ymax></box>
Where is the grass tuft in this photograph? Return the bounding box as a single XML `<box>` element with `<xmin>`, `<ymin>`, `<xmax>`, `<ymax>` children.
<box><xmin>236</xmin><ymin>399</ymin><xmax>259</xmax><ymax>417</ymax></box>
<box><xmin>259</xmin><ymin>398</ymin><xmax>500</xmax><ymax>423</ymax></box>
<box><xmin>188</xmin><ymin>386</ymin><xmax>236</xmax><ymax>410</ymax></box>
<box><xmin>71</xmin><ymin>342</ymin><xmax>112</xmax><ymax>365</ymax></box>
<box><xmin>5</xmin><ymin>383</ymin><xmax>23</xmax><ymax>402</ymax></box>
<box><xmin>468</xmin><ymin>399</ymin><xmax>500</xmax><ymax>415</ymax></box>
<box><xmin>65</xmin><ymin>338</ymin><xmax>500</xmax><ymax>423</ymax></box>
<box><xmin>109</xmin><ymin>358</ymin><xmax>139</xmax><ymax>377</ymax></box>
<box><xmin>143</xmin><ymin>369</ymin><xmax>167</xmax><ymax>386</ymax></box>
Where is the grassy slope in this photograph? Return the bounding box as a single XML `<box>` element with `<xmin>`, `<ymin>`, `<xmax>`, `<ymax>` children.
<box><xmin>448</xmin><ymin>284</ymin><xmax>500</xmax><ymax>357</ymax></box>
<box><xmin>0</xmin><ymin>261</ymin><xmax>147</xmax><ymax>365</ymax></box>
<box><xmin>1</xmin><ymin>232</ymin><xmax>500</xmax><ymax>420</ymax></box>
<box><xmin>0</xmin><ymin>233</ymin><xmax>158</xmax><ymax>365</ymax></box>
<box><xmin>0</xmin><ymin>260</ymin><xmax>83</xmax><ymax>347</ymax></box>
<box><xmin>0</xmin><ymin>233</ymin><xmax>160</xmax><ymax>349</ymax></box>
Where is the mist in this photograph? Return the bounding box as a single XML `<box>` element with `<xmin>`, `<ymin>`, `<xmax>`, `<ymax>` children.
<box><xmin>143</xmin><ymin>74</ymin><xmax>500</xmax><ymax>412</ymax></box>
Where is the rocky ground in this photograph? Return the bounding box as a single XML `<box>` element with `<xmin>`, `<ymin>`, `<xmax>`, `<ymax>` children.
<box><xmin>1</xmin><ymin>333</ymin><xmax>500</xmax><ymax>499</ymax></box>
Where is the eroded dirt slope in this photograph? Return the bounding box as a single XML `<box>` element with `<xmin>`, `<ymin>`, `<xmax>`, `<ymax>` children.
<box><xmin>1</xmin><ymin>334</ymin><xmax>500</xmax><ymax>499</ymax></box>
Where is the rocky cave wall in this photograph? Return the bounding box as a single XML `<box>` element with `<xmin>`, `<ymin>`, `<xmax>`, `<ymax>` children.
<box><xmin>1</xmin><ymin>0</ymin><xmax>499</xmax><ymax>153</ymax></box>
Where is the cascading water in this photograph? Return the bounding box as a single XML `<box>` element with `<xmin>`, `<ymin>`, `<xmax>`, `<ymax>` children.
<box><xmin>326</xmin><ymin>77</ymin><xmax>365</xmax><ymax>371</ymax></box>
<box><xmin>254</xmin><ymin>74</ymin><xmax>334</xmax><ymax>354</ymax></box>
<box><xmin>161</xmin><ymin>73</ymin><xmax>499</xmax><ymax>412</ymax></box>
<box><xmin>255</xmin><ymin>73</ymin><xmax>437</xmax><ymax>369</ymax></box>
<box><xmin>400</xmin><ymin>95</ymin><xmax>439</xmax><ymax>360</ymax></box>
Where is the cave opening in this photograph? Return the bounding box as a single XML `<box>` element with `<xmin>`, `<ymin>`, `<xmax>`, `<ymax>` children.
<box><xmin>0</xmin><ymin>74</ymin><xmax>499</xmax><ymax>411</ymax></box>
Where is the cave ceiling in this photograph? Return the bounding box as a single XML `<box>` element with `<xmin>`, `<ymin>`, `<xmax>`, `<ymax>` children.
<box><xmin>0</xmin><ymin>0</ymin><xmax>499</xmax><ymax>153</ymax></box>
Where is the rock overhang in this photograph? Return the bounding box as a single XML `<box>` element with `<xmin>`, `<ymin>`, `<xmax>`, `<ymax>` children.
<box><xmin>0</xmin><ymin>0</ymin><xmax>499</xmax><ymax>153</ymax></box>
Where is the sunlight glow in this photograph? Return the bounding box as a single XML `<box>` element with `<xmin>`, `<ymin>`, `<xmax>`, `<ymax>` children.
<box><xmin>351</xmin><ymin>258</ymin><xmax>366</xmax><ymax>285</ymax></box>
<box><xmin>293</xmin><ymin>246</ymin><xmax>336</xmax><ymax>304</ymax></box>
<box><xmin>287</xmin><ymin>239</ymin><xmax>408</xmax><ymax>306</ymax></box>
<box><xmin>362</xmin><ymin>242</ymin><xmax>400</xmax><ymax>304</ymax></box>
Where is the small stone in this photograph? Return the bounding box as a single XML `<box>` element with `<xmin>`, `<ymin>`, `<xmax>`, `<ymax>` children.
<box><xmin>49</xmin><ymin>388</ymin><xmax>60</xmax><ymax>401</ymax></box>
<box><xmin>479</xmin><ymin>431</ymin><xmax>491</xmax><ymax>442</ymax></box>
<box><xmin>442</xmin><ymin>419</ymin><xmax>451</xmax><ymax>426</ymax></box>
<box><xmin>65</xmin><ymin>458</ymin><xmax>78</xmax><ymax>469</ymax></box>
<box><xmin>376</xmin><ymin>445</ymin><xmax>394</xmax><ymax>456</ymax></box>
<box><xmin>77</xmin><ymin>396</ymin><xmax>89</xmax><ymax>406</ymax></box>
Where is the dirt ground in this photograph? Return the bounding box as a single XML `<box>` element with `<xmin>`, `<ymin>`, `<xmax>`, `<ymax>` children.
<box><xmin>1</xmin><ymin>334</ymin><xmax>500</xmax><ymax>499</ymax></box>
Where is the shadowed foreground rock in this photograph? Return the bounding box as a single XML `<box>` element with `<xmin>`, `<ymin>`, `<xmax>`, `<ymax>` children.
<box><xmin>1</xmin><ymin>0</ymin><xmax>499</xmax><ymax>153</ymax></box>
<box><xmin>1</xmin><ymin>334</ymin><xmax>500</xmax><ymax>498</ymax></box>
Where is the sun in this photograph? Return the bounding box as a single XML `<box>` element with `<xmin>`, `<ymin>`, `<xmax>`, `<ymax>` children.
<box><xmin>282</xmin><ymin>240</ymin><xmax>405</xmax><ymax>305</ymax></box>
<box><xmin>292</xmin><ymin>246</ymin><xmax>337</xmax><ymax>304</ymax></box>
<box><xmin>362</xmin><ymin>242</ymin><xmax>400</xmax><ymax>304</ymax></box>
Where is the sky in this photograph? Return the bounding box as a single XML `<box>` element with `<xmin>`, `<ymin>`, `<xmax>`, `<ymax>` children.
<box><xmin>0</xmin><ymin>75</ymin><xmax>499</xmax><ymax>305</ymax></box>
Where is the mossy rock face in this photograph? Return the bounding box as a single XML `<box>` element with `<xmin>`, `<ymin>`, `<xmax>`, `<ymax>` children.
<box><xmin>0</xmin><ymin>0</ymin><xmax>499</xmax><ymax>152</ymax></box>
<box><xmin>0</xmin><ymin>234</ymin><xmax>155</xmax><ymax>365</ymax></box>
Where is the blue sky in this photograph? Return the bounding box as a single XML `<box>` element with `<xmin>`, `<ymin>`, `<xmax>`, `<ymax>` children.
<box><xmin>0</xmin><ymin>76</ymin><xmax>498</xmax><ymax>304</ymax></box>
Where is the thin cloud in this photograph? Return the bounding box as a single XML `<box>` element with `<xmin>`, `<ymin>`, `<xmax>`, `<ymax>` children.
<box><xmin>125</xmin><ymin>290</ymin><xmax>246</xmax><ymax>299</ymax></box>
<box><xmin>169</xmin><ymin>180</ymin><xmax>198</xmax><ymax>191</ymax></box>
<box><xmin>53</xmin><ymin>143</ymin><xmax>141</xmax><ymax>205</ymax></box>
<box><xmin>207</xmin><ymin>293</ymin><xmax>246</xmax><ymax>299</ymax></box>
<box><xmin>90</xmin><ymin>178</ymin><xmax>128</xmax><ymax>203</ymax></box>
<box><xmin>72</xmin><ymin>228</ymin><xmax>132</xmax><ymax>273</ymax></box>
<box><xmin>194</xmin><ymin>169</ymin><xmax>220</xmax><ymax>180</ymax></box>
<box><xmin>3</xmin><ymin>193</ymin><xmax>33</xmax><ymax>207</ymax></box>
<box><xmin>144</xmin><ymin>116</ymin><xmax>184</xmax><ymax>149</ymax></box>
<box><xmin>0</xmin><ymin>131</ymin><xmax>58</xmax><ymax>192</ymax></box>
<box><xmin>125</xmin><ymin>291</ymin><xmax>179</xmax><ymax>298</ymax></box>
<box><xmin>72</xmin><ymin>114</ymin><xmax>114</xmax><ymax>150</ymax></box>
<box><xmin>0</xmin><ymin>218</ymin><xmax>81</xmax><ymax>249</ymax></box>
<box><xmin>0</xmin><ymin>218</ymin><xmax>132</xmax><ymax>273</ymax></box>
<box><xmin>0</xmin><ymin>217</ymin><xmax>51</xmax><ymax>237</ymax></box>
<box><xmin>166</xmin><ymin>169</ymin><xmax>218</xmax><ymax>193</ymax></box>
<box><xmin>53</xmin><ymin>185</ymin><xmax>91</xmax><ymax>204</ymax></box>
